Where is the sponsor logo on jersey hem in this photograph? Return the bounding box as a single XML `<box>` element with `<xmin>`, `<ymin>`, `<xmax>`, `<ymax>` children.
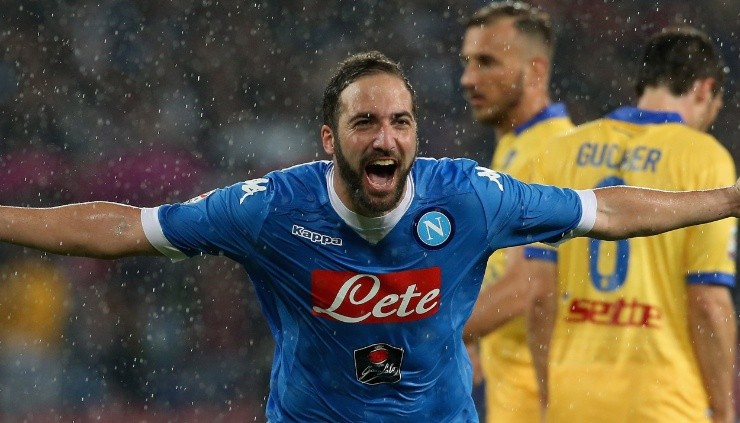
<box><xmin>354</xmin><ymin>343</ymin><xmax>403</xmax><ymax>385</ymax></box>
<box><xmin>292</xmin><ymin>225</ymin><xmax>343</xmax><ymax>246</ymax></box>
<box><xmin>413</xmin><ymin>208</ymin><xmax>454</xmax><ymax>249</ymax></box>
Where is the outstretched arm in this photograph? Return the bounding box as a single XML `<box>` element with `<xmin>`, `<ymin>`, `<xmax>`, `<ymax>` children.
<box><xmin>0</xmin><ymin>202</ymin><xmax>161</xmax><ymax>259</ymax></box>
<box><xmin>587</xmin><ymin>184</ymin><xmax>740</xmax><ymax>240</ymax></box>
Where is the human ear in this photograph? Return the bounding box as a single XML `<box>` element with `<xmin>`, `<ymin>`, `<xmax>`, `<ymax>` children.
<box><xmin>528</xmin><ymin>55</ymin><xmax>549</xmax><ymax>87</ymax></box>
<box><xmin>692</xmin><ymin>78</ymin><xmax>715</xmax><ymax>103</ymax></box>
<box><xmin>321</xmin><ymin>125</ymin><xmax>335</xmax><ymax>155</ymax></box>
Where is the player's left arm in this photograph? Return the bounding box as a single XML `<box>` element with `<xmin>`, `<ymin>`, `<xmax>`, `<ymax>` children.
<box><xmin>687</xmin><ymin>283</ymin><xmax>736</xmax><ymax>423</ymax></box>
<box><xmin>585</xmin><ymin>183</ymin><xmax>740</xmax><ymax>240</ymax></box>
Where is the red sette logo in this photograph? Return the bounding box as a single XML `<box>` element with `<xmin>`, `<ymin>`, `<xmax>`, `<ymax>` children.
<box><xmin>311</xmin><ymin>268</ymin><xmax>441</xmax><ymax>323</ymax></box>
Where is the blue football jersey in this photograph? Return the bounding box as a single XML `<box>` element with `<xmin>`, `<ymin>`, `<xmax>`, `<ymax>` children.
<box><xmin>141</xmin><ymin>157</ymin><xmax>589</xmax><ymax>423</ymax></box>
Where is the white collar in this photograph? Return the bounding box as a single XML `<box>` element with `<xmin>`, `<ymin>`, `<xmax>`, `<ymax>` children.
<box><xmin>326</xmin><ymin>166</ymin><xmax>414</xmax><ymax>244</ymax></box>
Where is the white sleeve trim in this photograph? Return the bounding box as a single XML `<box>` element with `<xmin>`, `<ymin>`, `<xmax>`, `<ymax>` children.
<box><xmin>141</xmin><ymin>207</ymin><xmax>188</xmax><ymax>261</ymax></box>
<box><xmin>573</xmin><ymin>189</ymin><xmax>597</xmax><ymax>236</ymax></box>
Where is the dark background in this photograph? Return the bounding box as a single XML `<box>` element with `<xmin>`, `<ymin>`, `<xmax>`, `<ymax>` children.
<box><xmin>0</xmin><ymin>0</ymin><xmax>737</xmax><ymax>421</ymax></box>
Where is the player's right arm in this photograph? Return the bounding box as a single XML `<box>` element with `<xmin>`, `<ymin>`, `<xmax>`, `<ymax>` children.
<box><xmin>525</xmin><ymin>255</ymin><xmax>558</xmax><ymax>413</ymax></box>
<box><xmin>464</xmin><ymin>246</ymin><xmax>530</xmax><ymax>342</ymax></box>
<box><xmin>0</xmin><ymin>202</ymin><xmax>160</xmax><ymax>258</ymax></box>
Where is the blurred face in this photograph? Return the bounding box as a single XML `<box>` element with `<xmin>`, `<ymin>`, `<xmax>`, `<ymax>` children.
<box><xmin>460</xmin><ymin>19</ymin><xmax>527</xmax><ymax>126</ymax></box>
<box><xmin>321</xmin><ymin>73</ymin><xmax>417</xmax><ymax>216</ymax></box>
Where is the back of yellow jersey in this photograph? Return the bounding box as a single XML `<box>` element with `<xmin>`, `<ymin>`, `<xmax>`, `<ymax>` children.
<box><xmin>528</xmin><ymin>107</ymin><xmax>736</xmax><ymax>422</ymax></box>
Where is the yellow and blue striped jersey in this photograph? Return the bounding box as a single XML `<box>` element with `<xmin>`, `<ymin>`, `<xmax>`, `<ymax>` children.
<box><xmin>526</xmin><ymin>106</ymin><xmax>736</xmax><ymax>422</ymax></box>
<box><xmin>480</xmin><ymin>102</ymin><xmax>574</xmax><ymax>423</ymax></box>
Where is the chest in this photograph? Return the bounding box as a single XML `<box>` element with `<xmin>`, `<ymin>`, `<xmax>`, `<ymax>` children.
<box><xmin>248</xmin><ymin>205</ymin><xmax>489</xmax><ymax>323</ymax></box>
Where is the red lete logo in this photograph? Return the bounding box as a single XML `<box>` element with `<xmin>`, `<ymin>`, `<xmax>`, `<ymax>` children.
<box><xmin>311</xmin><ymin>268</ymin><xmax>441</xmax><ymax>323</ymax></box>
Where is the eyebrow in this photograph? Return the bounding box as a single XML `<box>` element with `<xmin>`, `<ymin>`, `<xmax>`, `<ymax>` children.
<box><xmin>464</xmin><ymin>53</ymin><xmax>496</xmax><ymax>63</ymax></box>
<box><xmin>392</xmin><ymin>111</ymin><xmax>415</xmax><ymax>121</ymax></box>
<box><xmin>348</xmin><ymin>111</ymin><xmax>414</xmax><ymax>122</ymax></box>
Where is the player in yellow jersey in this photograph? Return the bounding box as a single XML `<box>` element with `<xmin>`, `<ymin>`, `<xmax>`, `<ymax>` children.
<box><xmin>459</xmin><ymin>2</ymin><xmax>574</xmax><ymax>422</ymax></box>
<box><xmin>526</xmin><ymin>26</ymin><xmax>736</xmax><ymax>423</ymax></box>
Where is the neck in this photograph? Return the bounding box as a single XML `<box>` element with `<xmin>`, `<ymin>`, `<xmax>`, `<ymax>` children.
<box><xmin>494</xmin><ymin>95</ymin><xmax>551</xmax><ymax>138</ymax></box>
<box><xmin>636</xmin><ymin>87</ymin><xmax>693</xmax><ymax>127</ymax></box>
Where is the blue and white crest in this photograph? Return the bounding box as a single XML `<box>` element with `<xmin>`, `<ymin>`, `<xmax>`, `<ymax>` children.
<box><xmin>413</xmin><ymin>208</ymin><xmax>454</xmax><ymax>249</ymax></box>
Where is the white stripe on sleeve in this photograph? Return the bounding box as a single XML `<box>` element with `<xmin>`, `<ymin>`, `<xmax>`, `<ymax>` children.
<box><xmin>141</xmin><ymin>207</ymin><xmax>188</xmax><ymax>261</ymax></box>
<box><xmin>573</xmin><ymin>189</ymin><xmax>597</xmax><ymax>236</ymax></box>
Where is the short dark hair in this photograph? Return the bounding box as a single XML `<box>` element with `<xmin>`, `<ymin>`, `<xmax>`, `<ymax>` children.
<box><xmin>322</xmin><ymin>51</ymin><xmax>417</xmax><ymax>130</ymax></box>
<box><xmin>466</xmin><ymin>1</ymin><xmax>554</xmax><ymax>59</ymax></box>
<box><xmin>636</xmin><ymin>26</ymin><xmax>727</xmax><ymax>97</ymax></box>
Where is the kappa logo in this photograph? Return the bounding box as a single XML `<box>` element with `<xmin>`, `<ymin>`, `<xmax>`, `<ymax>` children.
<box><xmin>239</xmin><ymin>178</ymin><xmax>268</xmax><ymax>204</ymax></box>
<box><xmin>476</xmin><ymin>166</ymin><xmax>504</xmax><ymax>191</ymax></box>
<box><xmin>413</xmin><ymin>208</ymin><xmax>454</xmax><ymax>249</ymax></box>
<box><xmin>292</xmin><ymin>225</ymin><xmax>343</xmax><ymax>246</ymax></box>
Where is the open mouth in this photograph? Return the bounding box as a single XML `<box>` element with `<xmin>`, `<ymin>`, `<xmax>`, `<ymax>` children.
<box><xmin>365</xmin><ymin>159</ymin><xmax>397</xmax><ymax>190</ymax></box>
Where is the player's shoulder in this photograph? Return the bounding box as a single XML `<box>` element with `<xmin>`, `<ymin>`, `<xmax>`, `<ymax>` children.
<box><xmin>521</xmin><ymin>116</ymin><xmax>575</xmax><ymax>142</ymax></box>
<box><xmin>413</xmin><ymin>157</ymin><xmax>511</xmax><ymax>200</ymax></box>
<box><xmin>262</xmin><ymin>160</ymin><xmax>323</xmax><ymax>186</ymax></box>
<box><xmin>257</xmin><ymin>160</ymin><xmax>331</xmax><ymax>206</ymax></box>
<box><xmin>657</xmin><ymin>124</ymin><xmax>728</xmax><ymax>150</ymax></box>
<box><xmin>267</xmin><ymin>160</ymin><xmax>329</xmax><ymax>182</ymax></box>
<box><xmin>412</xmin><ymin>157</ymin><xmax>480</xmax><ymax>185</ymax></box>
<box><xmin>525</xmin><ymin>119</ymin><xmax>600</xmax><ymax>162</ymax></box>
<box><xmin>516</xmin><ymin>102</ymin><xmax>574</xmax><ymax>138</ymax></box>
<box><xmin>615</xmin><ymin>122</ymin><xmax>733</xmax><ymax>170</ymax></box>
<box><xmin>558</xmin><ymin>117</ymin><xmax>610</xmax><ymax>139</ymax></box>
<box><xmin>414</xmin><ymin>156</ymin><xmax>477</xmax><ymax>170</ymax></box>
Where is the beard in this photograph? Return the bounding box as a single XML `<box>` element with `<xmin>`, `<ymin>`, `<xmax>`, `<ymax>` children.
<box><xmin>474</xmin><ymin>71</ymin><xmax>524</xmax><ymax>126</ymax></box>
<box><xmin>334</xmin><ymin>138</ymin><xmax>413</xmax><ymax>216</ymax></box>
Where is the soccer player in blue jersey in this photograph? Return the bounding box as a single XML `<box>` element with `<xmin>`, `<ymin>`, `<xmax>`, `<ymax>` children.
<box><xmin>459</xmin><ymin>3</ymin><xmax>573</xmax><ymax>422</ymax></box>
<box><xmin>0</xmin><ymin>51</ymin><xmax>738</xmax><ymax>423</ymax></box>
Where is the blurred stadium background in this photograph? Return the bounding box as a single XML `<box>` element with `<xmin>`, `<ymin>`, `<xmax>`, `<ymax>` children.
<box><xmin>0</xmin><ymin>0</ymin><xmax>737</xmax><ymax>421</ymax></box>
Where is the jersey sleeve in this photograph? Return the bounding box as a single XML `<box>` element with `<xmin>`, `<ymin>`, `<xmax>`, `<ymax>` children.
<box><xmin>683</xmin><ymin>148</ymin><xmax>737</xmax><ymax>287</ymax></box>
<box><xmin>518</xmin><ymin>149</ymin><xmax>598</xmax><ymax>262</ymax></box>
<box><xmin>521</xmin><ymin>188</ymin><xmax>596</xmax><ymax>259</ymax></box>
<box><xmin>141</xmin><ymin>177</ymin><xmax>273</xmax><ymax>260</ymax></box>
<box><xmin>471</xmin><ymin>165</ymin><xmax>592</xmax><ymax>249</ymax></box>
